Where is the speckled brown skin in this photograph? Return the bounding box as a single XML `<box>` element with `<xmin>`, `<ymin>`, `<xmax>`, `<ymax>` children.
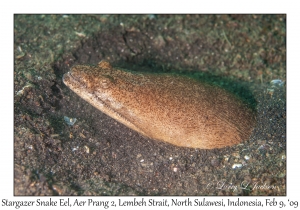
<box><xmin>63</xmin><ymin>61</ymin><xmax>256</xmax><ymax>149</ymax></box>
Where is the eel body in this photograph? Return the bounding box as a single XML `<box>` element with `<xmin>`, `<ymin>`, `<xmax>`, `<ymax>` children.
<box><xmin>63</xmin><ymin>61</ymin><xmax>256</xmax><ymax>149</ymax></box>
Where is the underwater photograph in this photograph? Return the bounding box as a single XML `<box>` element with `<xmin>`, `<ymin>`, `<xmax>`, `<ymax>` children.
<box><xmin>14</xmin><ymin>14</ymin><xmax>286</xmax><ymax>196</ymax></box>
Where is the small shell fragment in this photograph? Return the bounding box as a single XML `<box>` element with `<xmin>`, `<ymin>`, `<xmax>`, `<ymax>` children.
<box><xmin>232</xmin><ymin>163</ymin><xmax>243</xmax><ymax>169</ymax></box>
<box><xmin>75</xmin><ymin>31</ymin><xmax>86</xmax><ymax>37</ymax></box>
<box><xmin>83</xmin><ymin>145</ymin><xmax>90</xmax><ymax>154</ymax></box>
<box><xmin>72</xmin><ymin>146</ymin><xmax>79</xmax><ymax>152</ymax></box>
<box><xmin>270</xmin><ymin>79</ymin><xmax>284</xmax><ymax>87</ymax></box>
<box><xmin>64</xmin><ymin>116</ymin><xmax>77</xmax><ymax>126</ymax></box>
<box><xmin>244</xmin><ymin>155</ymin><xmax>250</xmax><ymax>160</ymax></box>
<box><xmin>16</xmin><ymin>83</ymin><xmax>33</xmax><ymax>96</ymax></box>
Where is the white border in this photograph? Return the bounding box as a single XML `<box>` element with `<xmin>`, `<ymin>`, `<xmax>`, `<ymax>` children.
<box><xmin>2</xmin><ymin>0</ymin><xmax>298</xmax><ymax>209</ymax></box>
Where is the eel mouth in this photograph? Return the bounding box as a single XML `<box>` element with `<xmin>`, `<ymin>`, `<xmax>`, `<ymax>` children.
<box><xmin>62</xmin><ymin>64</ymin><xmax>149</xmax><ymax>139</ymax></box>
<box><xmin>63</xmin><ymin>71</ymin><xmax>110</xmax><ymax>114</ymax></box>
<box><xmin>63</xmin><ymin>71</ymin><xmax>87</xmax><ymax>90</ymax></box>
<box><xmin>63</xmin><ymin>70</ymin><xmax>145</xmax><ymax>137</ymax></box>
<box><xmin>63</xmin><ymin>71</ymin><xmax>121</xmax><ymax>117</ymax></box>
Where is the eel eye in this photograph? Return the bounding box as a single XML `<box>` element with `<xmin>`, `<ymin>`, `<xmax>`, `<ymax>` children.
<box><xmin>99</xmin><ymin>75</ymin><xmax>115</xmax><ymax>89</ymax></box>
